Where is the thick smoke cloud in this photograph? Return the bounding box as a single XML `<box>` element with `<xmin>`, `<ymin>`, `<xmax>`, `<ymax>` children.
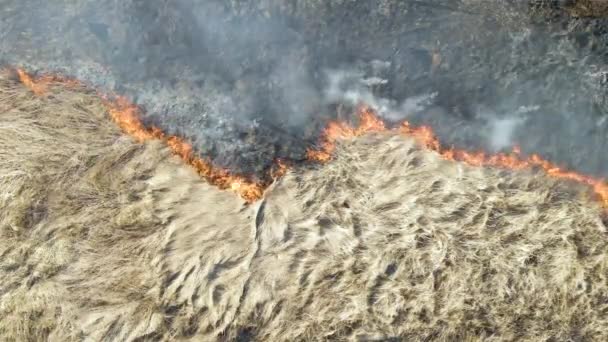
<box><xmin>2</xmin><ymin>0</ymin><xmax>608</xmax><ymax>177</ymax></box>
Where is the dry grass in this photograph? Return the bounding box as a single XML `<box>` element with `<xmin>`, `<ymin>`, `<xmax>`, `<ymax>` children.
<box><xmin>567</xmin><ymin>0</ymin><xmax>608</xmax><ymax>17</ymax></box>
<box><xmin>1</xmin><ymin>72</ymin><xmax>608</xmax><ymax>341</ymax></box>
<box><xmin>0</xmin><ymin>73</ymin><xmax>252</xmax><ymax>341</ymax></box>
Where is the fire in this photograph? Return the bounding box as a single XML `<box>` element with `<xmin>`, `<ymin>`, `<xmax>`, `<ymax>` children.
<box><xmin>308</xmin><ymin>104</ymin><xmax>608</xmax><ymax>208</ymax></box>
<box><xmin>14</xmin><ymin>68</ymin><xmax>269</xmax><ymax>203</ymax></box>
<box><xmin>271</xmin><ymin>158</ymin><xmax>289</xmax><ymax>179</ymax></box>
<box><xmin>16</xmin><ymin>68</ymin><xmax>48</xmax><ymax>96</ymax></box>
<box><xmin>306</xmin><ymin>106</ymin><xmax>385</xmax><ymax>162</ymax></box>
<box><xmin>14</xmin><ymin>67</ymin><xmax>608</xmax><ymax>208</ymax></box>
<box><xmin>15</xmin><ymin>68</ymin><xmax>81</xmax><ymax>95</ymax></box>
<box><xmin>104</xmin><ymin>95</ymin><xmax>271</xmax><ymax>202</ymax></box>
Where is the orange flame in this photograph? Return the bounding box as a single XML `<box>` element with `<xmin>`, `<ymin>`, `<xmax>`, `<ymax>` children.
<box><xmin>14</xmin><ymin>68</ymin><xmax>270</xmax><ymax>203</ymax></box>
<box><xmin>104</xmin><ymin>96</ymin><xmax>270</xmax><ymax>202</ymax></box>
<box><xmin>16</xmin><ymin>68</ymin><xmax>48</xmax><ymax>96</ymax></box>
<box><xmin>271</xmin><ymin>158</ymin><xmax>290</xmax><ymax>179</ymax></box>
<box><xmin>15</xmin><ymin>67</ymin><xmax>608</xmax><ymax>208</ymax></box>
<box><xmin>306</xmin><ymin>106</ymin><xmax>385</xmax><ymax>162</ymax></box>
<box><xmin>308</xmin><ymin>104</ymin><xmax>608</xmax><ymax>208</ymax></box>
<box><xmin>15</xmin><ymin>68</ymin><xmax>81</xmax><ymax>95</ymax></box>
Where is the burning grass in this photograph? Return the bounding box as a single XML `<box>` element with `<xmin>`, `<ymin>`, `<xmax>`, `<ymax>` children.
<box><xmin>308</xmin><ymin>105</ymin><xmax>608</xmax><ymax>208</ymax></box>
<box><xmin>2</xmin><ymin>71</ymin><xmax>608</xmax><ymax>340</ymax></box>
<box><xmin>14</xmin><ymin>68</ymin><xmax>269</xmax><ymax>202</ymax></box>
<box><xmin>14</xmin><ymin>67</ymin><xmax>608</xmax><ymax>209</ymax></box>
<box><xmin>104</xmin><ymin>96</ymin><xmax>268</xmax><ymax>202</ymax></box>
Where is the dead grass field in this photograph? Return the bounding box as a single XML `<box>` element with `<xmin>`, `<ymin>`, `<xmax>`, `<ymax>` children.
<box><xmin>567</xmin><ymin>0</ymin><xmax>608</xmax><ymax>17</ymax></box>
<box><xmin>1</xmin><ymin>72</ymin><xmax>608</xmax><ymax>341</ymax></box>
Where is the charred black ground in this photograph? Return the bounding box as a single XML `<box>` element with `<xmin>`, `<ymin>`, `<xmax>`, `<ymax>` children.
<box><xmin>2</xmin><ymin>0</ymin><xmax>608</xmax><ymax>178</ymax></box>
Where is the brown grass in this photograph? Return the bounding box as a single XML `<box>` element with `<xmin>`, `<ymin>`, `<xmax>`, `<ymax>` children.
<box><xmin>1</xmin><ymin>72</ymin><xmax>608</xmax><ymax>341</ymax></box>
<box><xmin>566</xmin><ymin>0</ymin><xmax>608</xmax><ymax>17</ymax></box>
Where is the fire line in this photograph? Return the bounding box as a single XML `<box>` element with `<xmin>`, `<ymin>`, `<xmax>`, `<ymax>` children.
<box><xmin>14</xmin><ymin>67</ymin><xmax>608</xmax><ymax>208</ymax></box>
<box><xmin>14</xmin><ymin>67</ymin><xmax>273</xmax><ymax>203</ymax></box>
<box><xmin>307</xmin><ymin>105</ymin><xmax>608</xmax><ymax>208</ymax></box>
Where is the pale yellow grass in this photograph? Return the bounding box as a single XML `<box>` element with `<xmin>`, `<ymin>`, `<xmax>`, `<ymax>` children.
<box><xmin>1</xmin><ymin>73</ymin><xmax>608</xmax><ymax>341</ymax></box>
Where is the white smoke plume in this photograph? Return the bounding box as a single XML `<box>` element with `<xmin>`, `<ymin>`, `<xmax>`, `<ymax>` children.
<box><xmin>322</xmin><ymin>67</ymin><xmax>545</xmax><ymax>154</ymax></box>
<box><xmin>323</xmin><ymin>68</ymin><xmax>437</xmax><ymax>121</ymax></box>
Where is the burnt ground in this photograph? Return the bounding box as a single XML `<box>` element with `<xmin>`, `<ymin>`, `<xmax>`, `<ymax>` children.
<box><xmin>1</xmin><ymin>0</ymin><xmax>608</xmax><ymax>179</ymax></box>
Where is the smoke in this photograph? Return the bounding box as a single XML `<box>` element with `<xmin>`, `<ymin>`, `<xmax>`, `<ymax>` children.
<box><xmin>1</xmin><ymin>1</ymin><xmax>608</xmax><ymax>176</ymax></box>
<box><xmin>151</xmin><ymin>0</ymin><xmax>323</xmax><ymax>131</ymax></box>
<box><xmin>268</xmin><ymin>48</ymin><xmax>321</xmax><ymax>127</ymax></box>
<box><xmin>486</xmin><ymin>117</ymin><xmax>524</xmax><ymax>151</ymax></box>
<box><xmin>324</xmin><ymin>69</ymin><xmax>393</xmax><ymax>113</ymax></box>
<box><xmin>322</xmin><ymin>67</ymin><xmax>532</xmax><ymax>153</ymax></box>
<box><xmin>323</xmin><ymin>68</ymin><xmax>437</xmax><ymax>122</ymax></box>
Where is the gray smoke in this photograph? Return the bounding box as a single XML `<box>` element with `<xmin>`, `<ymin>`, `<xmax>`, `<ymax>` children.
<box><xmin>323</xmin><ymin>68</ymin><xmax>437</xmax><ymax>122</ymax></box>
<box><xmin>2</xmin><ymin>0</ymin><xmax>608</xmax><ymax>177</ymax></box>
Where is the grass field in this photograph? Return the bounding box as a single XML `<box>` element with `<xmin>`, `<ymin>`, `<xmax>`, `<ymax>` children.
<box><xmin>1</xmin><ymin>72</ymin><xmax>608</xmax><ymax>341</ymax></box>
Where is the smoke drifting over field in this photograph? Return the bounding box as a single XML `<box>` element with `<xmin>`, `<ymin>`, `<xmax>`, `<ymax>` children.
<box><xmin>2</xmin><ymin>1</ymin><xmax>608</xmax><ymax>178</ymax></box>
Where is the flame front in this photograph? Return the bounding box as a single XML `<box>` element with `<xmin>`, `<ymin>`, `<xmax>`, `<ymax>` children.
<box><xmin>16</xmin><ymin>68</ymin><xmax>267</xmax><ymax>203</ymax></box>
<box><xmin>308</xmin><ymin>104</ymin><xmax>608</xmax><ymax>208</ymax></box>
<box><xmin>15</xmin><ymin>68</ymin><xmax>608</xmax><ymax>208</ymax></box>
<box><xmin>306</xmin><ymin>107</ymin><xmax>385</xmax><ymax>162</ymax></box>
<box><xmin>106</xmin><ymin>96</ymin><xmax>267</xmax><ymax>202</ymax></box>
<box><xmin>16</xmin><ymin>68</ymin><xmax>81</xmax><ymax>95</ymax></box>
